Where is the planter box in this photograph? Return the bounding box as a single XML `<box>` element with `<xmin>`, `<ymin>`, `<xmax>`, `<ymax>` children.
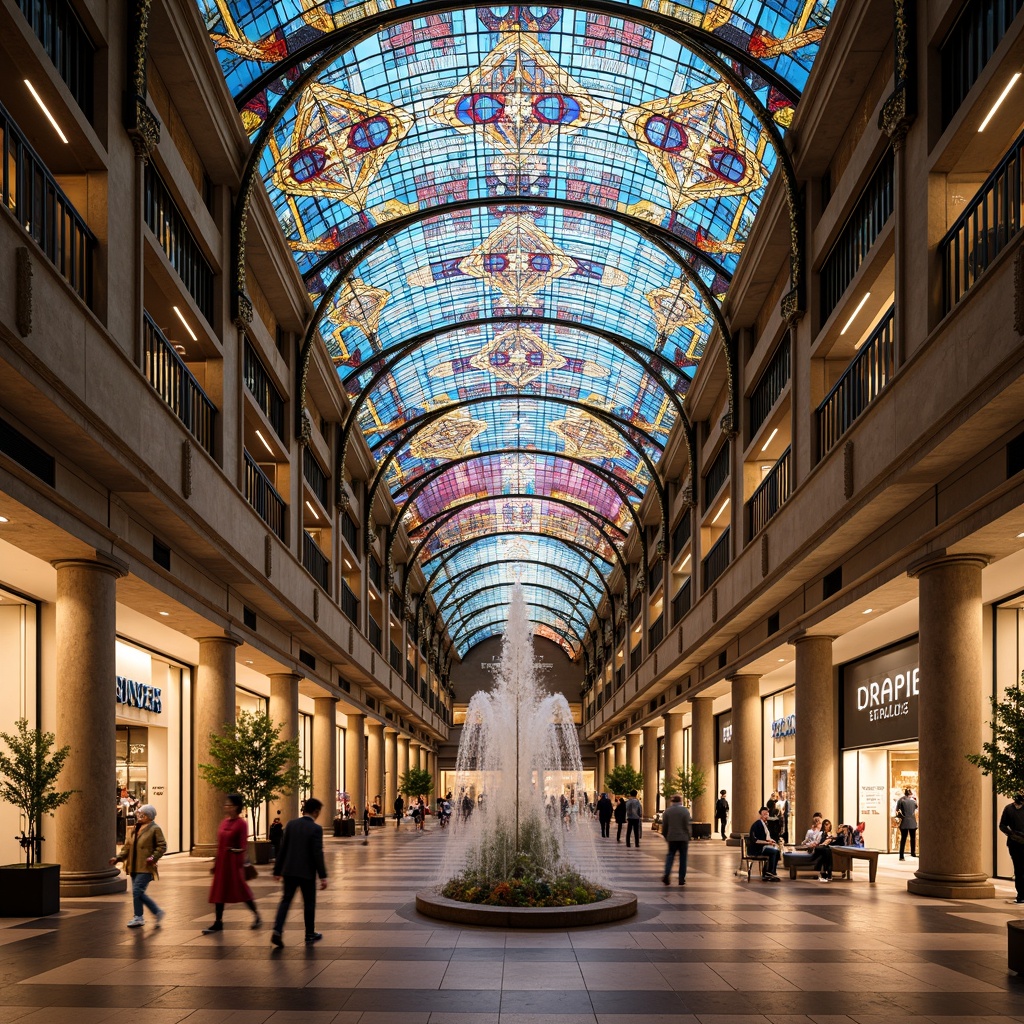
<box><xmin>0</xmin><ymin>863</ymin><xmax>60</xmax><ymax>917</ymax></box>
<box><xmin>369</xmin><ymin>815</ymin><xmax>386</xmax><ymax>826</ymax></box>
<box><xmin>692</xmin><ymin>822</ymin><xmax>712</xmax><ymax>840</ymax></box>
<box><xmin>1010</xmin><ymin>920</ymin><xmax>1024</xmax><ymax>974</ymax></box>
<box><xmin>247</xmin><ymin>839</ymin><xmax>273</xmax><ymax>865</ymax></box>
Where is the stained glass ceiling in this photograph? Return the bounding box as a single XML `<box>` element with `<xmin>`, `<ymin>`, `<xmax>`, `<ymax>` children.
<box><xmin>200</xmin><ymin>0</ymin><xmax>834</xmax><ymax>660</ymax></box>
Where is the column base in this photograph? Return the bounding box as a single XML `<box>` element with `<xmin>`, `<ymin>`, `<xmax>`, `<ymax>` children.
<box><xmin>908</xmin><ymin>872</ymin><xmax>995</xmax><ymax>900</ymax></box>
<box><xmin>59</xmin><ymin>867</ymin><xmax>126</xmax><ymax>897</ymax></box>
<box><xmin>190</xmin><ymin>844</ymin><xmax>218</xmax><ymax>858</ymax></box>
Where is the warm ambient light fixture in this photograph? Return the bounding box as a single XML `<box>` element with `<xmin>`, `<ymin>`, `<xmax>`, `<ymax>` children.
<box><xmin>863</xmin><ymin>608</ymin><xmax>874</xmax><ymax>614</ymax></box>
<box><xmin>305</xmin><ymin>500</ymin><xmax>320</xmax><ymax>520</ymax></box>
<box><xmin>24</xmin><ymin>80</ymin><xmax>68</xmax><ymax>143</ymax></box>
<box><xmin>173</xmin><ymin>306</ymin><xmax>198</xmax><ymax>341</ymax></box>
<box><xmin>681</xmin><ymin>553</ymin><xmax>691</xmax><ymax>567</ymax></box>
<box><xmin>978</xmin><ymin>73</ymin><xmax>1021</xmax><ymax>132</ymax></box>
<box><xmin>760</xmin><ymin>426</ymin><xmax>778</xmax><ymax>453</ymax></box>
<box><xmin>159</xmin><ymin>611</ymin><xmax>170</xmax><ymax>616</ymax></box>
<box><xmin>255</xmin><ymin>429</ymin><xmax>274</xmax><ymax>455</ymax></box>
<box><xmin>711</xmin><ymin>497</ymin><xmax>730</xmax><ymax>524</ymax></box>
<box><xmin>840</xmin><ymin>292</ymin><xmax>871</xmax><ymax>335</ymax></box>
<box><xmin>0</xmin><ymin>515</ymin><xmax>8</xmax><ymax>523</ymax></box>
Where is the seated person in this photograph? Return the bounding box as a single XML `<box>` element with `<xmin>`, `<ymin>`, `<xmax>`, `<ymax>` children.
<box><xmin>371</xmin><ymin>795</ymin><xmax>382</xmax><ymax>816</ymax></box>
<box><xmin>801</xmin><ymin>813</ymin><xmax>825</xmax><ymax>847</ymax></box>
<box><xmin>852</xmin><ymin>822</ymin><xmax>866</xmax><ymax>848</ymax></box>
<box><xmin>814</xmin><ymin>819</ymin><xmax>838</xmax><ymax>881</ymax></box>
<box><xmin>749</xmin><ymin>807</ymin><xmax>782</xmax><ymax>879</ymax></box>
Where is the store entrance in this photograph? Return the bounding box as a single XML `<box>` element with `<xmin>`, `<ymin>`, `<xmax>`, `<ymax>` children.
<box><xmin>116</xmin><ymin>725</ymin><xmax>149</xmax><ymax>843</ymax></box>
<box><xmin>842</xmin><ymin>742</ymin><xmax>919</xmax><ymax>853</ymax></box>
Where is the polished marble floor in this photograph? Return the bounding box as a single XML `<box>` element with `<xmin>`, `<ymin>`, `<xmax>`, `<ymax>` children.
<box><xmin>1</xmin><ymin>820</ymin><xmax>1023</xmax><ymax>1024</ymax></box>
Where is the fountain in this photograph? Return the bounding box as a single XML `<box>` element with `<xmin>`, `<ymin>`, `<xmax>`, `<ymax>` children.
<box><xmin>416</xmin><ymin>584</ymin><xmax>637</xmax><ymax>926</ymax></box>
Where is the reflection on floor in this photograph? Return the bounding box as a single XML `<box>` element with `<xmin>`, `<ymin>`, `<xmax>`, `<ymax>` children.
<box><xmin>1</xmin><ymin>820</ymin><xmax>1022</xmax><ymax>1023</ymax></box>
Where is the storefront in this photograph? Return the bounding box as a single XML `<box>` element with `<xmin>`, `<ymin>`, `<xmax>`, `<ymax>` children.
<box><xmin>763</xmin><ymin>687</ymin><xmax>795</xmax><ymax>842</ymax></box>
<box><xmin>839</xmin><ymin>638</ymin><xmax>919</xmax><ymax>853</ymax></box>
<box><xmin>715</xmin><ymin>711</ymin><xmax>732</xmax><ymax>811</ymax></box>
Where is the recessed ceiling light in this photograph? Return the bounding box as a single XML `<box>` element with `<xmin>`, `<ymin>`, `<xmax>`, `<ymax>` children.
<box><xmin>0</xmin><ymin>515</ymin><xmax>8</xmax><ymax>523</ymax></box>
<box><xmin>760</xmin><ymin>427</ymin><xmax>778</xmax><ymax>453</ymax></box>
<box><xmin>159</xmin><ymin>611</ymin><xmax>170</xmax><ymax>616</ymax></box>
<box><xmin>840</xmin><ymin>292</ymin><xmax>871</xmax><ymax>336</ymax></box>
<box><xmin>1017</xmin><ymin>532</ymin><xmax>1024</xmax><ymax>539</ymax></box>
<box><xmin>245</xmin><ymin>659</ymin><xmax>253</xmax><ymax>665</ymax></box>
<box><xmin>173</xmin><ymin>306</ymin><xmax>198</xmax><ymax>341</ymax></box>
<box><xmin>305</xmin><ymin>500</ymin><xmax>320</xmax><ymax>520</ymax></box>
<box><xmin>24</xmin><ymin>79</ymin><xmax>68</xmax><ymax>143</ymax></box>
<box><xmin>979</xmin><ymin>72</ymin><xmax>1021</xmax><ymax>132</ymax></box>
<box><xmin>863</xmin><ymin>608</ymin><xmax>874</xmax><ymax>614</ymax></box>
<box><xmin>711</xmin><ymin>498</ymin><xmax>730</xmax><ymax>524</ymax></box>
<box><xmin>255</xmin><ymin>429</ymin><xmax>275</xmax><ymax>455</ymax></box>
<box><xmin>778</xmin><ymin>658</ymin><xmax>786</xmax><ymax>663</ymax></box>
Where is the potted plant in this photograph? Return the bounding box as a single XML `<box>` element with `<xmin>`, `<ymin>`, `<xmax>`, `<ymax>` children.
<box><xmin>662</xmin><ymin>763</ymin><xmax>711</xmax><ymax>838</ymax></box>
<box><xmin>198</xmin><ymin>710</ymin><xmax>300</xmax><ymax>864</ymax></box>
<box><xmin>604</xmin><ymin>764</ymin><xmax>643</xmax><ymax>800</ymax></box>
<box><xmin>399</xmin><ymin>766</ymin><xmax>434</xmax><ymax>816</ymax></box>
<box><xmin>0</xmin><ymin>718</ymin><xmax>76</xmax><ymax>917</ymax></box>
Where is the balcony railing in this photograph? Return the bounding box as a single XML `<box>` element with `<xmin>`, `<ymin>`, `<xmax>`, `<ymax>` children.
<box><xmin>302</xmin><ymin>531</ymin><xmax>330</xmax><ymax>592</ymax></box>
<box><xmin>649</xmin><ymin>557</ymin><xmax>663</xmax><ymax>589</ymax></box>
<box><xmin>746</xmin><ymin>446</ymin><xmax>792</xmax><ymax>540</ymax></box>
<box><xmin>629</xmin><ymin>643</ymin><xmax>642</xmax><ymax>673</ymax></box>
<box><xmin>702</xmin><ymin>527</ymin><xmax>731</xmax><ymax>589</ymax></box>
<box><xmin>16</xmin><ymin>0</ymin><xmax>94</xmax><ymax>118</ymax></box>
<box><xmin>820</xmin><ymin>150</ymin><xmax>894</xmax><ymax>321</ymax></box>
<box><xmin>244</xmin><ymin>450</ymin><xmax>286</xmax><ymax>540</ymax></box>
<box><xmin>142</xmin><ymin>313</ymin><xmax>216</xmax><ymax>455</ymax></box>
<box><xmin>941</xmin><ymin>0</ymin><xmax>1024</xmax><ymax>127</ymax></box>
<box><xmin>243</xmin><ymin>341</ymin><xmax>285</xmax><ymax>439</ymax></box>
<box><xmin>629</xmin><ymin>591</ymin><xmax>642</xmax><ymax>623</ymax></box>
<box><xmin>702</xmin><ymin>442</ymin><xmax>730</xmax><ymax>513</ymax></box>
<box><xmin>940</xmin><ymin>126</ymin><xmax>1023</xmax><ymax>312</ymax></box>
<box><xmin>144</xmin><ymin>166</ymin><xmax>214</xmax><ymax>322</ymax></box>
<box><xmin>671</xmin><ymin>578</ymin><xmax>691</xmax><ymax>624</ymax></box>
<box><xmin>817</xmin><ymin>306</ymin><xmax>895</xmax><ymax>457</ymax></box>
<box><xmin>390</xmin><ymin>641</ymin><xmax>402</xmax><ymax>673</ymax></box>
<box><xmin>303</xmin><ymin>447</ymin><xmax>329</xmax><ymax>508</ymax></box>
<box><xmin>1</xmin><ymin>102</ymin><xmax>94</xmax><ymax>304</ymax></box>
<box><xmin>749</xmin><ymin>340</ymin><xmax>791</xmax><ymax>436</ymax></box>
<box><xmin>615</xmin><ymin>666</ymin><xmax>625</xmax><ymax>689</ymax></box>
<box><xmin>406</xmin><ymin>661</ymin><xmax>416</xmax><ymax>687</ymax></box>
<box><xmin>368</xmin><ymin>616</ymin><xmax>382</xmax><ymax>652</ymax></box>
<box><xmin>340</xmin><ymin>512</ymin><xmax>357</xmax><ymax>551</ymax></box>
<box><xmin>369</xmin><ymin>556</ymin><xmax>382</xmax><ymax>591</ymax></box>
<box><xmin>670</xmin><ymin>512</ymin><xmax>691</xmax><ymax>561</ymax></box>
<box><xmin>340</xmin><ymin>579</ymin><xmax>359</xmax><ymax>623</ymax></box>
<box><xmin>648</xmin><ymin>613</ymin><xmax>664</xmax><ymax>651</ymax></box>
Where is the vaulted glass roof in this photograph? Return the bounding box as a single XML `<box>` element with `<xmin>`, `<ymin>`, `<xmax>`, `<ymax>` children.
<box><xmin>201</xmin><ymin>0</ymin><xmax>834</xmax><ymax>660</ymax></box>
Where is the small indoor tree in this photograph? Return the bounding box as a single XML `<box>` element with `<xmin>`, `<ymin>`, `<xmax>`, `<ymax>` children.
<box><xmin>662</xmin><ymin>764</ymin><xmax>708</xmax><ymax>809</ymax></box>
<box><xmin>198</xmin><ymin>711</ymin><xmax>300</xmax><ymax>838</ymax></box>
<box><xmin>0</xmin><ymin>719</ymin><xmax>76</xmax><ymax>866</ymax></box>
<box><xmin>399</xmin><ymin>766</ymin><xmax>433</xmax><ymax>802</ymax></box>
<box><xmin>967</xmin><ymin>677</ymin><xmax>1024</xmax><ymax>797</ymax></box>
<box><xmin>604</xmin><ymin>764</ymin><xmax>643</xmax><ymax>797</ymax></box>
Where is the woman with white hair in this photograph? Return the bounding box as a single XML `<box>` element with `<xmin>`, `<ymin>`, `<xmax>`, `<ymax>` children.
<box><xmin>109</xmin><ymin>803</ymin><xmax>167</xmax><ymax>928</ymax></box>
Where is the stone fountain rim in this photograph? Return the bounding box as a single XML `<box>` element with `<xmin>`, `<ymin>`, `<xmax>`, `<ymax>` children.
<box><xmin>415</xmin><ymin>886</ymin><xmax>637</xmax><ymax>928</ymax></box>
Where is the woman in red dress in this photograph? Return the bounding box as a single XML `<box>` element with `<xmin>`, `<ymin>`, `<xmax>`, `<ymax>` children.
<box><xmin>202</xmin><ymin>793</ymin><xmax>261</xmax><ymax>933</ymax></box>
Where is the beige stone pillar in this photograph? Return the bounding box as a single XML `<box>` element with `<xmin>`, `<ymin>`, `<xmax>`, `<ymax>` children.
<box><xmin>792</xmin><ymin>635</ymin><xmax>835</xmax><ymax>831</ymax></box>
<box><xmin>691</xmin><ymin>696</ymin><xmax>715</xmax><ymax>824</ymax></box>
<box><xmin>397</xmin><ymin>735</ymin><xmax>410</xmax><ymax>795</ymax></box>
<box><xmin>366</xmin><ymin>721</ymin><xmax>384</xmax><ymax>811</ymax></box>
<box><xmin>384</xmin><ymin>729</ymin><xmax>398</xmax><ymax>813</ymax></box>
<box><xmin>192</xmin><ymin>634</ymin><xmax>242</xmax><ymax>856</ymax></box>
<box><xmin>664</xmin><ymin>711</ymin><xmax>685</xmax><ymax>794</ymax></box>
<box><xmin>613</xmin><ymin>739</ymin><xmax>626</xmax><ymax>771</ymax></box>
<box><xmin>908</xmin><ymin>554</ymin><xmax>994</xmax><ymax>899</ymax></box>
<box><xmin>345</xmin><ymin>713</ymin><xmax>366</xmax><ymax>821</ymax></box>
<box><xmin>642</xmin><ymin>724</ymin><xmax>660</xmax><ymax>817</ymax></box>
<box><xmin>313</xmin><ymin>697</ymin><xmax>338</xmax><ymax>819</ymax></box>
<box><xmin>52</xmin><ymin>557</ymin><xmax>127</xmax><ymax>895</ymax></box>
<box><xmin>597</xmin><ymin>748</ymin><xmax>609</xmax><ymax>793</ymax></box>
<box><xmin>730</xmin><ymin>675</ymin><xmax>761</xmax><ymax>834</ymax></box>
<box><xmin>626</xmin><ymin>731</ymin><xmax>641</xmax><ymax>773</ymax></box>
<box><xmin>269</xmin><ymin>673</ymin><xmax>300</xmax><ymax>825</ymax></box>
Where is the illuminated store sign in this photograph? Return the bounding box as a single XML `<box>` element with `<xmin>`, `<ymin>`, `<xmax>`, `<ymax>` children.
<box><xmin>771</xmin><ymin>714</ymin><xmax>796</xmax><ymax>739</ymax></box>
<box><xmin>842</xmin><ymin>640</ymin><xmax>919</xmax><ymax>748</ymax></box>
<box><xmin>716</xmin><ymin>711</ymin><xmax>732</xmax><ymax>761</ymax></box>
<box><xmin>116</xmin><ymin>675</ymin><xmax>162</xmax><ymax>714</ymax></box>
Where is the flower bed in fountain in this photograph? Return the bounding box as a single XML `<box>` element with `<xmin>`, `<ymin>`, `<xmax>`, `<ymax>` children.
<box><xmin>441</xmin><ymin>868</ymin><xmax>610</xmax><ymax>908</ymax></box>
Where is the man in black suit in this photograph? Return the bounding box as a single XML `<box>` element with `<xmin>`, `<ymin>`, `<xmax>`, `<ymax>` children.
<box><xmin>271</xmin><ymin>798</ymin><xmax>329</xmax><ymax>947</ymax></box>
<box><xmin>749</xmin><ymin>806</ymin><xmax>782</xmax><ymax>880</ymax></box>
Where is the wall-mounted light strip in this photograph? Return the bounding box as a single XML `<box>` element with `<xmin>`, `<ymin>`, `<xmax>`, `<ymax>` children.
<box><xmin>305</xmin><ymin>500</ymin><xmax>320</xmax><ymax>520</ymax></box>
<box><xmin>255</xmin><ymin>429</ymin><xmax>275</xmax><ymax>456</ymax></box>
<box><xmin>681</xmin><ymin>553</ymin><xmax>691</xmax><ymax>567</ymax></box>
<box><xmin>711</xmin><ymin>497</ymin><xmax>730</xmax><ymax>524</ymax></box>
<box><xmin>760</xmin><ymin>426</ymin><xmax>779</xmax><ymax>453</ymax></box>
<box><xmin>840</xmin><ymin>292</ymin><xmax>871</xmax><ymax>335</ymax></box>
<box><xmin>24</xmin><ymin>80</ymin><xmax>68</xmax><ymax>144</ymax></box>
<box><xmin>979</xmin><ymin>72</ymin><xmax>1021</xmax><ymax>132</ymax></box>
<box><xmin>173</xmin><ymin>306</ymin><xmax>198</xmax><ymax>341</ymax></box>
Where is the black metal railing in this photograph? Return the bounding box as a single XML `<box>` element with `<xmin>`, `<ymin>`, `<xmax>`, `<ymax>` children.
<box><xmin>302</xmin><ymin>531</ymin><xmax>330</xmax><ymax>591</ymax></box>
<box><xmin>369</xmin><ymin>556</ymin><xmax>382</xmax><ymax>591</ymax></box>
<box><xmin>244</xmin><ymin>451</ymin><xmax>286</xmax><ymax>540</ymax></box>
<box><xmin>671</xmin><ymin>512</ymin><xmax>691</xmax><ymax>560</ymax></box>
<box><xmin>144</xmin><ymin>165</ymin><xmax>214</xmax><ymax>322</ymax></box>
<box><xmin>671</xmin><ymin>578</ymin><xmax>691</xmax><ymax>624</ymax></box>
<box><xmin>820</xmin><ymin>150</ymin><xmax>894</xmax><ymax>321</ymax></box>
<box><xmin>1</xmin><ymin>102</ymin><xmax>94</xmax><ymax>303</ymax></box>
<box><xmin>615</xmin><ymin>666</ymin><xmax>625</xmax><ymax>689</ymax></box>
<box><xmin>406</xmin><ymin>661</ymin><xmax>416</xmax><ymax>687</ymax></box>
<box><xmin>746</xmin><ymin>447</ymin><xmax>791</xmax><ymax>540</ymax></box>
<box><xmin>648</xmin><ymin>613</ymin><xmax>664</xmax><ymax>651</ymax></box>
<box><xmin>702</xmin><ymin>527</ymin><xmax>731</xmax><ymax>589</ymax></box>
<box><xmin>16</xmin><ymin>0</ymin><xmax>94</xmax><ymax>118</ymax></box>
<box><xmin>303</xmin><ymin>447</ymin><xmax>329</xmax><ymax>508</ymax></box>
<box><xmin>629</xmin><ymin>591</ymin><xmax>642</xmax><ymax>623</ymax></box>
<box><xmin>649</xmin><ymin>557</ymin><xmax>663</xmax><ymax>589</ymax></box>
<box><xmin>390</xmin><ymin>641</ymin><xmax>402</xmax><ymax>673</ymax></box>
<box><xmin>702</xmin><ymin>442</ymin><xmax>730</xmax><ymax>512</ymax></box>
<box><xmin>368</xmin><ymin>617</ymin><xmax>382</xmax><ymax>652</ymax></box>
<box><xmin>340</xmin><ymin>512</ymin><xmax>357</xmax><ymax>552</ymax></box>
<box><xmin>941</xmin><ymin>0</ymin><xmax>1024</xmax><ymax>127</ymax></box>
<box><xmin>243</xmin><ymin>340</ymin><xmax>285</xmax><ymax>439</ymax></box>
<box><xmin>340</xmin><ymin>579</ymin><xmax>359</xmax><ymax>623</ymax></box>
<box><xmin>940</xmin><ymin>126</ymin><xmax>1024</xmax><ymax>311</ymax></box>
<box><xmin>817</xmin><ymin>306</ymin><xmax>896</xmax><ymax>456</ymax></box>
<box><xmin>142</xmin><ymin>313</ymin><xmax>216</xmax><ymax>455</ymax></box>
<box><xmin>749</xmin><ymin>340</ymin><xmax>791</xmax><ymax>436</ymax></box>
<box><xmin>629</xmin><ymin>643</ymin><xmax>642</xmax><ymax>674</ymax></box>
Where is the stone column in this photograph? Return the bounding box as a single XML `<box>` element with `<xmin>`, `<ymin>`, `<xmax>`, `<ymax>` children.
<box><xmin>52</xmin><ymin>556</ymin><xmax>127</xmax><ymax>895</ymax></box>
<box><xmin>663</xmin><ymin>711</ymin><xmax>685</xmax><ymax>785</ymax></box>
<box><xmin>791</xmin><ymin>635</ymin><xmax>835</xmax><ymax>831</ymax></box>
<box><xmin>908</xmin><ymin>554</ymin><xmax>994</xmax><ymax>898</ymax></box>
<box><xmin>613</xmin><ymin>739</ymin><xmax>626</xmax><ymax>771</ymax></box>
<box><xmin>384</xmin><ymin>729</ymin><xmax>398</xmax><ymax>812</ymax></box>
<box><xmin>597</xmin><ymin>748</ymin><xmax>609</xmax><ymax>792</ymax></box>
<box><xmin>642</xmin><ymin>724</ymin><xmax>660</xmax><ymax>817</ymax></box>
<box><xmin>626</xmin><ymin>731</ymin><xmax>641</xmax><ymax>773</ymax></box>
<box><xmin>397</xmin><ymin>735</ymin><xmax>410</xmax><ymax>796</ymax></box>
<box><xmin>269</xmin><ymin>673</ymin><xmax>300</xmax><ymax>825</ymax></box>
<box><xmin>691</xmin><ymin>696</ymin><xmax>715</xmax><ymax>825</ymax></box>
<box><xmin>345</xmin><ymin>713</ymin><xmax>366</xmax><ymax>821</ymax></box>
<box><xmin>410</xmin><ymin>742</ymin><xmax>421</xmax><ymax>771</ymax></box>
<box><xmin>191</xmin><ymin>634</ymin><xmax>241</xmax><ymax>856</ymax></box>
<box><xmin>313</xmin><ymin>697</ymin><xmax>338</xmax><ymax>819</ymax></box>
<box><xmin>730</xmin><ymin>675</ymin><xmax>761</xmax><ymax>834</ymax></box>
<box><xmin>366</xmin><ymin>721</ymin><xmax>384</xmax><ymax>811</ymax></box>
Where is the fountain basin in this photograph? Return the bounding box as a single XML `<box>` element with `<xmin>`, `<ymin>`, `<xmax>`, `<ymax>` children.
<box><xmin>416</xmin><ymin>887</ymin><xmax>637</xmax><ymax>928</ymax></box>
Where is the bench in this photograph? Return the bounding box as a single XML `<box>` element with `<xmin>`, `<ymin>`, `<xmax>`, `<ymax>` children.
<box><xmin>737</xmin><ymin>839</ymin><xmax>773</xmax><ymax>881</ymax></box>
<box><xmin>830</xmin><ymin>846</ymin><xmax>880</xmax><ymax>882</ymax></box>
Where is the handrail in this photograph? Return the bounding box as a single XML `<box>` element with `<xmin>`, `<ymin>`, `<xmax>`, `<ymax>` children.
<box><xmin>369</xmin><ymin>616</ymin><xmax>382</xmax><ymax>652</ymax></box>
<box><xmin>940</xmin><ymin>125</ymin><xmax>1024</xmax><ymax>311</ymax></box>
<box><xmin>340</xmin><ymin>578</ymin><xmax>359</xmax><ymax>623</ymax></box>
<box><xmin>15</xmin><ymin>0</ymin><xmax>94</xmax><ymax>118</ymax></box>
<box><xmin>244</xmin><ymin>450</ymin><xmax>286</xmax><ymax>540</ymax></box>
<box><xmin>749</xmin><ymin>339</ymin><xmax>790</xmax><ymax>436</ymax></box>
<box><xmin>142</xmin><ymin>313</ymin><xmax>216</xmax><ymax>455</ymax></box>
<box><xmin>648</xmin><ymin>613</ymin><xmax>664</xmax><ymax>651</ymax></box>
<box><xmin>243</xmin><ymin>340</ymin><xmax>285</xmax><ymax>439</ymax></box>
<box><xmin>302</xmin><ymin>531</ymin><xmax>330</xmax><ymax>591</ymax></box>
<box><xmin>671</xmin><ymin>578</ymin><xmax>691</xmax><ymax>624</ymax></box>
<box><xmin>702</xmin><ymin>527</ymin><xmax>731</xmax><ymax>589</ymax></box>
<box><xmin>0</xmin><ymin>101</ymin><xmax>94</xmax><ymax>303</ymax></box>
<box><xmin>340</xmin><ymin>511</ymin><xmax>358</xmax><ymax>552</ymax></box>
<box><xmin>702</xmin><ymin>442</ymin><xmax>730</xmax><ymax>513</ymax></box>
<box><xmin>746</xmin><ymin>446</ymin><xmax>791</xmax><ymax>540</ymax></box>
<box><xmin>303</xmin><ymin>447</ymin><xmax>329</xmax><ymax>508</ymax></box>
<box><xmin>670</xmin><ymin>513</ymin><xmax>691</xmax><ymax>561</ymax></box>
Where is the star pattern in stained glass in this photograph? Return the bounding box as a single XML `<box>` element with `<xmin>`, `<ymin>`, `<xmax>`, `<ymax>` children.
<box><xmin>407</xmin><ymin>409</ymin><xmax>488</xmax><ymax>460</ymax></box>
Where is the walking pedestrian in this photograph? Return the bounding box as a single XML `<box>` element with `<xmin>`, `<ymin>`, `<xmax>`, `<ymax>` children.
<box><xmin>394</xmin><ymin>793</ymin><xmax>404</xmax><ymax>828</ymax></box>
<box><xmin>660</xmin><ymin>794</ymin><xmax>692</xmax><ymax>885</ymax></box>
<box><xmin>271</xmin><ymin>797</ymin><xmax>329</xmax><ymax>947</ymax></box>
<box><xmin>596</xmin><ymin>792</ymin><xmax>613</xmax><ymax>838</ymax></box>
<box><xmin>624</xmin><ymin>789</ymin><xmax>643</xmax><ymax>848</ymax></box>
<box><xmin>895</xmin><ymin>788</ymin><xmax>918</xmax><ymax>860</ymax></box>
<box><xmin>269</xmin><ymin>813</ymin><xmax>284</xmax><ymax>856</ymax></box>
<box><xmin>998</xmin><ymin>791</ymin><xmax>1024</xmax><ymax>905</ymax></box>
<box><xmin>613</xmin><ymin>796</ymin><xmax>627</xmax><ymax>842</ymax></box>
<box><xmin>203</xmin><ymin>793</ymin><xmax>261</xmax><ymax>934</ymax></box>
<box><xmin>109</xmin><ymin>804</ymin><xmax>166</xmax><ymax>928</ymax></box>
<box><xmin>715</xmin><ymin>790</ymin><xmax>729</xmax><ymax>840</ymax></box>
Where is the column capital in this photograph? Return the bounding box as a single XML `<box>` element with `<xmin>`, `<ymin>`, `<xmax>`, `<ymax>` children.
<box><xmin>52</xmin><ymin>552</ymin><xmax>129</xmax><ymax>579</ymax></box>
<box><xmin>197</xmin><ymin>634</ymin><xmax>244</xmax><ymax>649</ymax></box>
<box><xmin>908</xmin><ymin>551</ymin><xmax>990</xmax><ymax>579</ymax></box>
<box><xmin>787</xmin><ymin>631</ymin><xmax>836</xmax><ymax>648</ymax></box>
<box><xmin>269</xmin><ymin>671</ymin><xmax>304</xmax><ymax>682</ymax></box>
